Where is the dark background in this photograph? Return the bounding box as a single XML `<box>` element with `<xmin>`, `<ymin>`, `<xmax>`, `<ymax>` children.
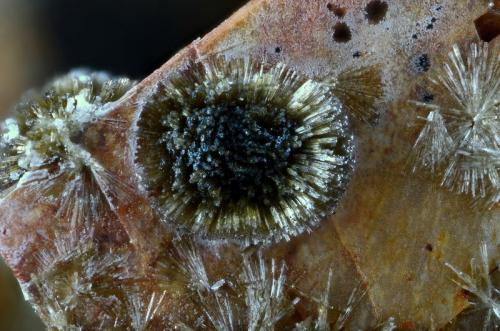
<box><xmin>0</xmin><ymin>0</ymin><xmax>248</xmax><ymax>116</ymax></box>
<box><xmin>37</xmin><ymin>0</ymin><xmax>247</xmax><ymax>79</ymax></box>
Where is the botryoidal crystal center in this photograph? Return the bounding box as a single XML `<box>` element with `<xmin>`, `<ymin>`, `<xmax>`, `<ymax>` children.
<box><xmin>133</xmin><ymin>57</ymin><xmax>355</xmax><ymax>244</ymax></box>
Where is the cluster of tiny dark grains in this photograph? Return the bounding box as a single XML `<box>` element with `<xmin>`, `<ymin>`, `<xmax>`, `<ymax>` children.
<box><xmin>159</xmin><ymin>102</ymin><xmax>303</xmax><ymax>207</ymax></box>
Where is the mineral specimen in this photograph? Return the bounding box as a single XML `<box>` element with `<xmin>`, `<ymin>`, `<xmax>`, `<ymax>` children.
<box><xmin>0</xmin><ymin>0</ymin><xmax>498</xmax><ymax>330</ymax></box>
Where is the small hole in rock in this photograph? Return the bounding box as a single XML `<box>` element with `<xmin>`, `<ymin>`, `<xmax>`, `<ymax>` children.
<box><xmin>275</xmin><ymin>47</ymin><xmax>282</xmax><ymax>54</ymax></box>
<box><xmin>327</xmin><ymin>3</ymin><xmax>347</xmax><ymax>18</ymax></box>
<box><xmin>425</xmin><ymin>243</ymin><xmax>433</xmax><ymax>252</ymax></box>
<box><xmin>365</xmin><ymin>0</ymin><xmax>389</xmax><ymax>24</ymax></box>
<box><xmin>353</xmin><ymin>51</ymin><xmax>361</xmax><ymax>58</ymax></box>
<box><xmin>333</xmin><ymin>22</ymin><xmax>352</xmax><ymax>43</ymax></box>
<box><xmin>475</xmin><ymin>11</ymin><xmax>500</xmax><ymax>42</ymax></box>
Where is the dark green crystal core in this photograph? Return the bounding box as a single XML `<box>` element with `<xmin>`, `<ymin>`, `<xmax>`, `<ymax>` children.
<box><xmin>161</xmin><ymin>103</ymin><xmax>302</xmax><ymax>207</ymax></box>
<box><xmin>135</xmin><ymin>58</ymin><xmax>354</xmax><ymax>243</ymax></box>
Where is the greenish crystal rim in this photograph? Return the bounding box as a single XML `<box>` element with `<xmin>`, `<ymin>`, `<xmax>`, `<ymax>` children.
<box><xmin>133</xmin><ymin>57</ymin><xmax>355</xmax><ymax>244</ymax></box>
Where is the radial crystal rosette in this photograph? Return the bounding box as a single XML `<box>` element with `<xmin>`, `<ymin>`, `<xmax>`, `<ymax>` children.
<box><xmin>412</xmin><ymin>42</ymin><xmax>500</xmax><ymax>203</ymax></box>
<box><xmin>134</xmin><ymin>57</ymin><xmax>355</xmax><ymax>244</ymax></box>
<box><xmin>0</xmin><ymin>71</ymin><xmax>136</xmax><ymax>245</ymax></box>
<box><xmin>0</xmin><ymin>71</ymin><xmax>135</xmax><ymax>195</ymax></box>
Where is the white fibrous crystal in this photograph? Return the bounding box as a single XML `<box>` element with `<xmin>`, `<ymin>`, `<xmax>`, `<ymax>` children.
<box><xmin>0</xmin><ymin>71</ymin><xmax>138</xmax><ymax>329</ymax></box>
<box><xmin>174</xmin><ymin>239</ymin><xmax>213</xmax><ymax>292</ymax></box>
<box><xmin>27</xmin><ymin>220</ymin><xmax>375</xmax><ymax>330</ymax></box>
<box><xmin>291</xmin><ymin>269</ymin><xmax>368</xmax><ymax>331</ymax></box>
<box><xmin>203</xmin><ymin>293</ymin><xmax>241</xmax><ymax>331</ymax></box>
<box><xmin>171</xmin><ymin>239</ymin><xmax>302</xmax><ymax>330</ymax></box>
<box><xmin>173</xmin><ymin>243</ymin><xmax>374</xmax><ymax>330</ymax></box>
<box><xmin>377</xmin><ymin>317</ymin><xmax>397</xmax><ymax>331</ymax></box>
<box><xmin>28</xmin><ymin>234</ymin><xmax>135</xmax><ymax>330</ymax></box>
<box><xmin>243</xmin><ymin>253</ymin><xmax>292</xmax><ymax>331</ymax></box>
<box><xmin>0</xmin><ymin>71</ymin><xmax>135</xmax><ymax>232</ymax></box>
<box><xmin>445</xmin><ymin>243</ymin><xmax>500</xmax><ymax>331</ymax></box>
<box><xmin>127</xmin><ymin>291</ymin><xmax>167</xmax><ymax>331</ymax></box>
<box><xmin>412</xmin><ymin>110</ymin><xmax>454</xmax><ymax>172</ymax></box>
<box><xmin>334</xmin><ymin>281</ymin><xmax>367</xmax><ymax>330</ymax></box>
<box><xmin>411</xmin><ymin>42</ymin><xmax>499</xmax><ymax>203</ymax></box>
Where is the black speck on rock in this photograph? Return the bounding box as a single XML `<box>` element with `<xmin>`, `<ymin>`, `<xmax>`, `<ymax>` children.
<box><xmin>365</xmin><ymin>0</ymin><xmax>389</xmax><ymax>24</ymax></box>
<box><xmin>333</xmin><ymin>22</ymin><xmax>352</xmax><ymax>43</ymax></box>
<box><xmin>412</xmin><ymin>53</ymin><xmax>431</xmax><ymax>73</ymax></box>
